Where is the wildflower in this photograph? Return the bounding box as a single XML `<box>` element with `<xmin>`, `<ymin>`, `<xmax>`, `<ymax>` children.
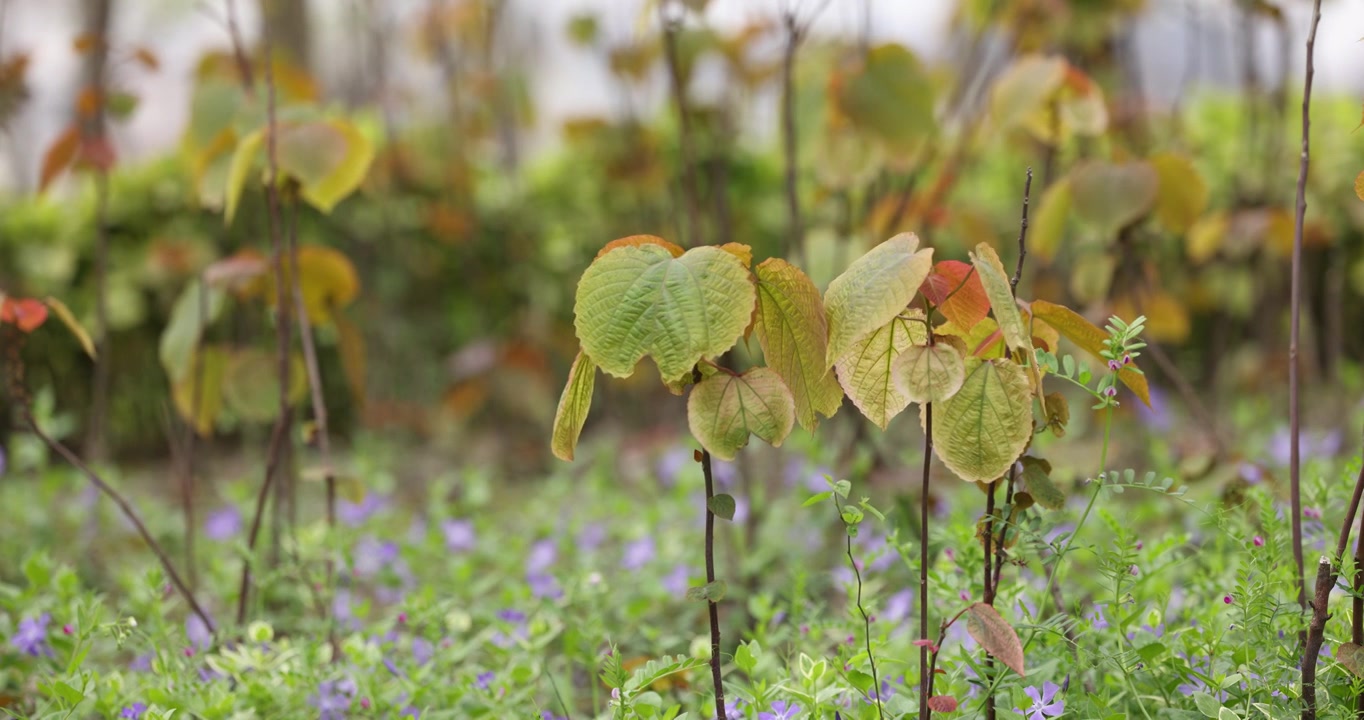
<box><xmin>309</xmin><ymin>678</ymin><xmax>357</xmax><ymax>720</ymax></box>
<box><xmin>1223</xmin><ymin>595</ymin><xmax>1234</xmax><ymax>605</ymax></box>
<box><xmin>400</xmin><ymin>706</ymin><xmax>421</xmax><ymax>718</ymax></box>
<box><xmin>1129</xmin><ymin>565</ymin><xmax>1139</xmax><ymax>576</ymax></box>
<box><xmin>526</xmin><ymin>539</ymin><xmax>557</xmax><ymax>574</ymax></box>
<box><xmin>1086</xmin><ymin>603</ymin><xmax>1109</xmax><ymax>630</ymax></box>
<box><xmin>541</xmin><ymin>713</ymin><xmax>568</xmax><ymax>720</ymax></box>
<box><xmin>203</xmin><ymin>506</ymin><xmax>242</xmax><ymax>541</ymax></box>
<box><xmin>1102</xmin><ymin>386</ymin><xmax>1118</xmax><ymax>399</ymax></box>
<box><xmin>622</xmin><ymin>536</ymin><xmax>656</xmax><ymax>570</ymax></box>
<box><xmin>1016</xmin><ymin>681</ymin><xmax>1064</xmax><ymax>720</ymax></box>
<box><xmin>714</xmin><ymin>698</ymin><xmax>744</xmax><ymax>719</ymax></box>
<box><xmin>1107</xmin><ymin>359</ymin><xmax>1122</xmax><ymax>372</ymax></box>
<box><xmin>758</xmin><ymin>700</ymin><xmax>801</xmax><ymax>720</ymax></box>
<box><xmin>360</xmin><ymin>697</ymin><xmax>372</xmax><ymax>710</ymax></box>
<box><xmin>883</xmin><ymin>589</ymin><xmax>913</xmax><ymax>624</ymax></box>
<box><xmin>1253</xmin><ymin>535</ymin><xmax>1264</xmax><ymax>547</ymax></box>
<box><xmin>10</xmin><ymin>613</ymin><xmax>52</xmax><ymax>657</ymax></box>
<box><xmin>442</xmin><ymin>519</ymin><xmax>476</xmax><ymax>553</ymax></box>
<box><xmin>120</xmin><ymin>703</ymin><xmax>148</xmax><ymax>719</ymax></box>
<box><xmin>352</xmin><ymin>537</ymin><xmax>400</xmax><ymax>577</ymax></box>
<box><xmin>186</xmin><ymin>614</ymin><xmax>212</xmax><ymax>651</ymax></box>
<box><xmin>527</xmin><ymin>571</ymin><xmax>562</xmax><ymax>600</ymax></box>
<box><xmin>397</xmin><ymin>612</ymin><xmax>407</xmax><ymax>624</ymax></box>
<box><xmin>577</xmin><ymin>523</ymin><xmax>607</xmax><ymax>552</ymax></box>
<box><xmin>62</xmin><ymin>624</ymin><xmax>73</xmax><ymax>635</ymax></box>
<box><xmin>476</xmin><ymin>671</ymin><xmax>495</xmax><ymax>690</ymax></box>
<box><xmin>338</xmin><ymin>494</ymin><xmax>386</xmax><ymax>526</ymax></box>
<box><xmin>662</xmin><ymin>564</ymin><xmax>690</xmax><ymax>596</ymax></box>
<box><xmin>412</xmin><ymin>637</ymin><xmax>434</xmax><ymax>665</ymax></box>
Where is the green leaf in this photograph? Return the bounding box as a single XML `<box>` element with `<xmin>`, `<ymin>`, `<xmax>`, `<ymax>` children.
<box><xmin>754</xmin><ymin>258</ymin><xmax>844</xmax><ymax>430</ymax></box>
<box><xmin>835</xmin><ymin>44</ymin><xmax>936</xmax><ymax>154</ymax></box>
<box><xmin>1031</xmin><ymin>300</ymin><xmax>1151</xmax><ymax>406</ymax></box>
<box><xmin>929</xmin><ymin>359</ymin><xmax>1033</xmax><ymax>483</ymax></box>
<box><xmin>1150</xmin><ymin>151</ymin><xmax>1208</xmax><ymax>235</ymax></box>
<box><xmin>1068</xmin><ymin>160</ymin><xmax>1158</xmax><ymax>238</ymax></box>
<box><xmin>1218</xmin><ymin>708</ymin><xmax>1241</xmax><ymax>720</ymax></box>
<box><xmin>159</xmin><ymin>279</ymin><xmax>226</xmax><ymax>382</ymax></box>
<box><xmin>686</xmin><ymin>367</ymin><xmax>795</xmax><ymax>461</ymax></box>
<box><xmin>988</xmin><ymin>54</ymin><xmax>1066</xmax><ymax>133</ymax></box>
<box><xmin>824</xmin><ymin>232</ymin><xmax>934</xmax><ymax>368</ymax></box>
<box><xmin>220</xmin><ymin>349</ymin><xmax>307</xmax><ymax>423</ymax></box>
<box><xmin>575</xmin><ymin>244</ymin><xmax>754</xmax><ymax>383</ymax></box>
<box><xmin>1193</xmin><ymin>692</ymin><xmax>1221</xmax><ymax>718</ymax></box>
<box><xmin>802</xmin><ymin>491</ymin><xmax>833</xmax><ymax>507</ymax></box>
<box><xmin>223</xmin><ymin>129</ymin><xmax>263</xmax><ymax>224</ymax></box>
<box><xmin>43</xmin><ymin>296</ymin><xmax>96</xmax><ymax>359</ymax></box>
<box><xmin>969</xmin><ymin>243</ymin><xmax>1028</xmax><ymax>353</ymax></box>
<box><xmin>47</xmin><ymin>680</ymin><xmax>85</xmax><ymax>706</ymax></box>
<box><xmin>707</xmin><ymin>493</ymin><xmax>736</xmax><ymax>521</ymax></box>
<box><xmin>172</xmin><ymin>346</ymin><xmax>228</xmax><ymax>436</ymax></box>
<box><xmin>834</xmin><ymin>312</ymin><xmax>929</xmax><ymax>429</ymax></box>
<box><xmin>551</xmin><ymin>350</ymin><xmax>597</xmax><ymax>461</ymax></box>
<box><xmin>734</xmin><ymin>641</ymin><xmax>759</xmax><ymax>674</ymax></box>
<box><xmin>277</xmin><ymin>119</ymin><xmax>375</xmax><ymax>214</ymax></box>
<box><xmin>685</xmin><ymin>580</ymin><xmax>727</xmax><ymax>603</ymax></box>
<box><xmin>893</xmin><ymin>342</ymin><xmax>965</xmax><ymax>404</ymax></box>
<box><xmin>1031</xmin><ymin>179</ymin><xmax>1071</xmax><ymax>263</ymax></box>
<box><xmin>1020</xmin><ymin>456</ymin><xmax>1063</xmax><ymax>510</ymax></box>
<box><xmin>965</xmin><ymin>602</ymin><xmax>1025</xmax><ymax>676</ymax></box>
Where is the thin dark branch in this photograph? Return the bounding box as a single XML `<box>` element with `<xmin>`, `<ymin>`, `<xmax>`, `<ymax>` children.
<box><xmin>837</xmin><ymin>497</ymin><xmax>886</xmax><ymax>720</ymax></box>
<box><xmin>1010</xmin><ymin>168</ymin><xmax>1032</xmax><ymax>295</ymax></box>
<box><xmin>661</xmin><ymin>4</ymin><xmax>702</xmax><ymax>248</ymax></box>
<box><xmin>982</xmin><ymin>480</ymin><xmax>998</xmax><ymax>720</ymax></box>
<box><xmin>26</xmin><ymin>411</ymin><xmax>215</xmax><ymax>634</ymax></box>
<box><xmin>693</xmin><ymin>365</ymin><xmax>726</xmax><ymax>719</ymax></box>
<box><xmin>993</xmin><ymin>467</ymin><xmax>1016</xmax><ymax>592</ymax></box>
<box><xmin>1290</xmin><ymin>0</ymin><xmax>1323</xmax><ymax>657</ymax></box>
<box><xmin>780</xmin><ymin>11</ymin><xmax>803</xmax><ymax>260</ymax></box>
<box><xmin>919</xmin><ymin>400</ymin><xmax>933</xmax><ymax>720</ymax></box>
<box><xmin>1354</xmin><ymin>491</ymin><xmax>1364</xmax><ymax>718</ymax></box>
<box><xmin>224</xmin><ymin>0</ymin><xmax>255</xmax><ymax>95</ymax></box>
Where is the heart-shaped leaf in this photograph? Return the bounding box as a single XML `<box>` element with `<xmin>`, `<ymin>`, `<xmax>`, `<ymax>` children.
<box><xmin>1337</xmin><ymin>642</ymin><xmax>1364</xmax><ymax>678</ymax></box>
<box><xmin>824</xmin><ymin>233</ymin><xmax>933</xmax><ymax>368</ymax></box>
<box><xmin>834</xmin><ymin>44</ymin><xmax>935</xmax><ymax>154</ymax></box>
<box><xmin>687</xmin><ymin>367</ymin><xmax>795</xmax><ymax>461</ymax></box>
<box><xmin>1069</xmin><ymin>160</ymin><xmax>1158</xmax><ymax>238</ymax></box>
<box><xmin>576</xmin><ymin>244</ymin><xmax>755</xmax><ymax>383</ymax></box>
<box><xmin>754</xmin><ymin>258</ymin><xmax>843</xmax><ymax>431</ymax></box>
<box><xmin>965</xmin><ymin>602</ymin><xmax>1026</xmax><ymax>676</ymax></box>
<box><xmin>835</xmin><ymin>313</ymin><xmax>929</xmax><ymax>429</ymax></box>
<box><xmin>920</xmin><ymin>260</ymin><xmax>989</xmax><ymax>330</ymax></box>
<box><xmin>988</xmin><ymin>55</ymin><xmax>1066</xmax><ymax>133</ymax></box>
<box><xmin>551</xmin><ymin>350</ymin><xmax>597</xmax><ymax>461</ymax></box>
<box><xmin>928</xmin><ymin>359</ymin><xmax>1033</xmax><ymax>483</ymax></box>
<box><xmin>1150</xmin><ymin>151</ymin><xmax>1208</xmax><ymax>235</ymax></box>
<box><xmin>894</xmin><ymin>342</ymin><xmax>966</xmax><ymax>404</ymax></box>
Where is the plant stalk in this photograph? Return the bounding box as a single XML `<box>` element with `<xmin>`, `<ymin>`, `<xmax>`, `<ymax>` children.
<box><xmin>919</xmin><ymin>400</ymin><xmax>933</xmax><ymax>720</ymax></box>
<box><xmin>693</xmin><ymin>365</ymin><xmax>726</xmax><ymax>718</ymax></box>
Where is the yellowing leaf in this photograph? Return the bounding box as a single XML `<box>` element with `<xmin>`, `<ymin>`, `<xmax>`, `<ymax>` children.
<box><xmin>278</xmin><ymin>119</ymin><xmax>375</xmax><ymax>214</ymax></box>
<box><xmin>894</xmin><ymin>342</ymin><xmax>965</xmax><ymax>404</ymax></box>
<box><xmin>220</xmin><ymin>349</ymin><xmax>308</xmax><ymax>423</ymax></box>
<box><xmin>1149</xmin><ymin>152</ymin><xmax>1208</xmax><ymax>234</ymax></box>
<box><xmin>39</xmin><ymin>125</ymin><xmax>81</xmax><ymax>192</ymax></box>
<box><xmin>173</xmin><ymin>345</ymin><xmax>228</xmax><ymax>436</ymax></box>
<box><xmin>42</xmin><ymin>297</ymin><xmax>95</xmax><ymax>358</ymax></box>
<box><xmin>1355</xmin><ymin>171</ymin><xmax>1364</xmax><ymax>202</ymax></box>
<box><xmin>1068</xmin><ymin>160</ymin><xmax>1158</xmax><ymax>238</ymax></box>
<box><xmin>754</xmin><ymin>259</ymin><xmax>844</xmax><ymax>431</ymax></box>
<box><xmin>1186</xmin><ymin>212</ymin><xmax>1227</xmax><ymax>264</ymax></box>
<box><xmin>824</xmin><ymin>232</ymin><xmax>934</xmax><ymax>368</ymax></box>
<box><xmin>938</xmin><ymin>316</ymin><xmax>1004</xmax><ymax>359</ymax></box>
<box><xmin>1030</xmin><ymin>299</ymin><xmax>1151</xmax><ymax>406</ymax></box>
<box><xmin>159</xmin><ymin>279</ymin><xmax>227</xmax><ymax>382</ymax></box>
<box><xmin>574</xmin><ymin>244</ymin><xmax>755</xmax><ymax>383</ymax></box>
<box><xmin>1111</xmin><ymin>292</ymin><xmax>1190</xmax><ymax>343</ymax></box>
<box><xmin>1068</xmin><ymin>252</ymin><xmax>1116</xmax><ymax>306</ymax></box>
<box><xmin>929</xmin><ymin>359</ymin><xmax>1033</xmax><ymax>483</ymax></box>
<box><xmin>597</xmin><ymin>234</ymin><xmax>685</xmax><ymax>260</ymax></box>
<box><xmin>1031</xmin><ymin>179</ymin><xmax>1071</xmax><ymax>263</ymax></box>
<box><xmin>224</xmin><ymin>129</ymin><xmax>263</xmax><ymax>224</ymax></box>
<box><xmin>970</xmin><ymin>243</ymin><xmax>1028</xmax><ymax>353</ymax></box>
<box><xmin>834</xmin><ymin>313</ymin><xmax>928</xmax><ymax>429</ymax></box>
<box><xmin>686</xmin><ymin>367</ymin><xmax>795</xmax><ymax>461</ymax></box>
<box><xmin>965</xmin><ymin>602</ymin><xmax>1026</xmax><ymax>677</ymax></box>
<box><xmin>988</xmin><ymin>55</ymin><xmax>1066</xmax><ymax>134</ymax></box>
<box><xmin>717</xmin><ymin>243</ymin><xmax>753</xmax><ymax>267</ymax></box>
<box><xmin>551</xmin><ymin>350</ymin><xmax>597</xmax><ymax>461</ymax></box>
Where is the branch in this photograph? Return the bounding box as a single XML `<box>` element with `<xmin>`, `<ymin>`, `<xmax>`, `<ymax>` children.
<box><xmin>1010</xmin><ymin>168</ymin><xmax>1032</xmax><ymax>295</ymax></box>
<box><xmin>660</xmin><ymin>3</ymin><xmax>702</xmax><ymax>248</ymax></box>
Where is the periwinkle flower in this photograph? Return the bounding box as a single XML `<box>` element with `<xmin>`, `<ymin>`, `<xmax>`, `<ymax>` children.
<box><xmin>526</xmin><ymin>539</ymin><xmax>557</xmax><ymax>574</ymax></box>
<box><xmin>338</xmin><ymin>494</ymin><xmax>386</xmax><ymax>526</ymax></box>
<box><xmin>352</xmin><ymin>537</ymin><xmax>400</xmax><ymax>577</ymax></box>
<box><xmin>1016</xmin><ymin>681</ymin><xmax>1064</xmax><ymax>719</ymax></box>
<box><xmin>476</xmin><ymin>671</ymin><xmax>495</xmax><ymax>690</ymax></box>
<box><xmin>120</xmin><ymin>703</ymin><xmax>148</xmax><ymax>719</ymax></box>
<box><xmin>10</xmin><ymin>613</ymin><xmax>52</xmax><ymax>657</ymax></box>
<box><xmin>442</xmin><ymin>519</ymin><xmax>476</xmax><ymax>553</ymax></box>
<box><xmin>412</xmin><ymin>637</ymin><xmax>434</xmax><ymax>665</ymax></box>
<box><xmin>1086</xmin><ymin>603</ymin><xmax>1109</xmax><ymax>630</ymax></box>
<box><xmin>527</xmin><ymin>571</ymin><xmax>562</xmax><ymax>600</ymax></box>
<box><xmin>758</xmin><ymin>700</ymin><xmax>801</xmax><ymax>720</ymax></box>
<box><xmin>186</xmin><ymin>614</ymin><xmax>213</xmax><ymax>651</ymax></box>
<box><xmin>309</xmin><ymin>677</ymin><xmax>357</xmax><ymax>720</ymax></box>
<box><xmin>577</xmin><ymin>523</ymin><xmax>607</xmax><ymax>552</ymax></box>
<box><xmin>662</xmin><ymin>564</ymin><xmax>690</xmax><ymax>596</ymax></box>
<box><xmin>204</xmin><ymin>506</ymin><xmax>241</xmax><ymax>541</ymax></box>
<box><xmin>622</xmin><ymin>536</ymin><xmax>656</xmax><ymax>570</ymax></box>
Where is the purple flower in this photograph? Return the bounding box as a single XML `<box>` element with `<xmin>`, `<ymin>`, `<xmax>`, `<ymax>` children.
<box><xmin>622</xmin><ymin>537</ymin><xmax>656</xmax><ymax>570</ymax></box>
<box><xmin>715</xmin><ymin>698</ymin><xmax>745</xmax><ymax>719</ymax></box>
<box><xmin>758</xmin><ymin>700</ymin><xmax>801</xmax><ymax>720</ymax></box>
<box><xmin>203</xmin><ymin>506</ymin><xmax>241</xmax><ymax>541</ymax></box>
<box><xmin>526</xmin><ymin>539</ymin><xmax>557</xmax><ymax>574</ymax></box>
<box><xmin>541</xmin><ymin>713</ymin><xmax>567</xmax><ymax>720</ymax></box>
<box><xmin>883</xmin><ymin>589</ymin><xmax>913</xmax><ymax>624</ymax></box>
<box><xmin>578</xmin><ymin>523</ymin><xmax>607</xmax><ymax>552</ymax></box>
<box><xmin>186</xmin><ymin>614</ymin><xmax>213</xmax><ymax>651</ymax></box>
<box><xmin>352</xmin><ymin>537</ymin><xmax>400</xmax><ymax>577</ymax></box>
<box><xmin>10</xmin><ymin>613</ymin><xmax>52</xmax><ymax>657</ymax></box>
<box><xmin>527</xmin><ymin>572</ymin><xmax>562</xmax><ymax>600</ymax></box>
<box><xmin>338</xmin><ymin>494</ymin><xmax>386</xmax><ymax>526</ymax></box>
<box><xmin>476</xmin><ymin>671</ymin><xmax>495</xmax><ymax>690</ymax></box>
<box><xmin>663</xmin><ymin>564</ymin><xmax>690</xmax><ymax>596</ymax></box>
<box><xmin>1016</xmin><ymin>681</ymin><xmax>1064</xmax><ymax>719</ymax></box>
<box><xmin>1086</xmin><ymin>603</ymin><xmax>1109</xmax><ymax>630</ymax></box>
<box><xmin>412</xmin><ymin>637</ymin><xmax>434</xmax><ymax>665</ymax></box>
<box><xmin>442</xmin><ymin>519</ymin><xmax>476</xmax><ymax>553</ymax></box>
<box><xmin>120</xmin><ymin>703</ymin><xmax>148</xmax><ymax>719</ymax></box>
<box><xmin>309</xmin><ymin>678</ymin><xmax>357</xmax><ymax>720</ymax></box>
<box><xmin>657</xmin><ymin>447</ymin><xmax>691</xmax><ymax>487</ymax></box>
<box><xmin>400</xmin><ymin>706</ymin><xmax>421</xmax><ymax>718</ymax></box>
<box><xmin>497</xmin><ymin>609</ymin><xmax>527</xmax><ymax>623</ymax></box>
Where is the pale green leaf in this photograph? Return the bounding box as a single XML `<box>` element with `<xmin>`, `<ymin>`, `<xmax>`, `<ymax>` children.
<box><xmin>278</xmin><ymin>119</ymin><xmax>376</xmax><ymax>214</ymax></box>
<box><xmin>220</xmin><ymin>349</ymin><xmax>307</xmax><ymax>423</ymax></box>
<box><xmin>224</xmin><ymin>129</ymin><xmax>263</xmax><ymax>224</ymax></box>
<box><xmin>970</xmin><ymin>243</ymin><xmax>1029</xmax><ymax>353</ymax></box>
<box><xmin>42</xmin><ymin>297</ymin><xmax>96</xmax><ymax>359</ymax></box>
<box><xmin>754</xmin><ymin>258</ymin><xmax>844</xmax><ymax>430</ymax></box>
<box><xmin>1150</xmin><ymin>151</ymin><xmax>1208</xmax><ymax>235</ymax></box>
<box><xmin>686</xmin><ymin>367</ymin><xmax>795</xmax><ymax>461</ymax></box>
<box><xmin>159</xmin><ymin>279</ymin><xmax>226</xmax><ymax>382</ymax></box>
<box><xmin>834</xmin><ymin>312</ymin><xmax>929</xmax><ymax>429</ymax></box>
<box><xmin>173</xmin><ymin>345</ymin><xmax>228</xmax><ymax>437</ymax></box>
<box><xmin>835</xmin><ymin>44</ymin><xmax>936</xmax><ymax>154</ymax></box>
<box><xmin>1031</xmin><ymin>179</ymin><xmax>1071</xmax><ymax>263</ymax></box>
<box><xmin>575</xmin><ymin>244</ymin><xmax>755</xmax><ymax>383</ymax></box>
<box><xmin>1068</xmin><ymin>160</ymin><xmax>1158</xmax><ymax>238</ymax></box>
<box><xmin>893</xmin><ymin>342</ymin><xmax>965</xmax><ymax>404</ymax></box>
<box><xmin>824</xmin><ymin>232</ymin><xmax>933</xmax><ymax>368</ymax></box>
<box><xmin>988</xmin><ymin>54</ymin><xmax>1066</xmax><ymax>133</ymax></box>
<box><xmin>551</xmin><ymin>350</ymin><xmax>596</xmax><ymax>461</ymax></box>
<box><xmin>929</xmin><ymin>359</ymin><xmax>1033</xmax><ymax>483</ymax></box>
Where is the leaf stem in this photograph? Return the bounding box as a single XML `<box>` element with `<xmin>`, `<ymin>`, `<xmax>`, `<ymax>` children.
<box><xmin>693</xmin><ymin>365</ymin><xmax>726</xmax><ymax>720</ymax></box>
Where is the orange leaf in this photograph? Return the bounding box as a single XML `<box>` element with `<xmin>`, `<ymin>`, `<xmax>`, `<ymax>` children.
<box><xmin>72</xmin><ymin>33</ymin><xmax>101</xmax><ymax>54</ymax></box>
<box><xmin>965</xmin><ymin>602</ymin><xmax>1026</xmax><ymax>676</ymax></box>
<box><xmin>1030</xmin><ymin>299</ymin><xmax>1151</xmax><ymax>407</ymax></box>
<box><xmin>595</xmin><ymin>234</ymin><xmax>684</xmax><ymax>259</ymax></box>
<box><xmin>1</xmin><ymin>297</ymin><xmax>49</xmax><ymax>332</ymax></box>
<box><xmin>132</xmin><ymin>46</ymin><xmax>160</xmax><ymax>71</ymax></box>
<box><xmin>921</xmin><ymin>260</ymin><xmax>989</xmax><ymax>330</ymax></box>
<box><xmin>39</xmin><ymin>125</ymin><xmax>81</xmax><ymax>191</ymax></box>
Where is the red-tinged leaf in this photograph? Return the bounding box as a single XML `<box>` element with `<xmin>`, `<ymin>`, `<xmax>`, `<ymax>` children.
<box><xmin>132</xmin><ymin>46</ymin><xmax>160</xmax><ymax>71</ymax></box>
<box><xmin>921</xmin><ymin>260</ymin><xmax>989</xmax><ymax>330</ymax></box>
<box><xmin>1355</xmin><ymin>170</ymin><xmax>1364</xmax><ymax>202</ymax></box>
<box><xmin>39</xmin><ymin>125</ymin><xmax>81</xmax><ymax>191</ymax></box>
<box><xmin>927</xmin><ymin>696</ymin><xmax>959</xmax><ymax>713</ymax></box>
<box><xmin>1</xmin><ymin>297</ymin><xmax>49</xmax><ymax>332</ymax></box>
<box><xmin>595</xmin><ymin>234</ymin><xmax>685</xmax><ymax>260</ymax></box>
<box><xmin>965</xmin><ymin>602</ymin><xmax>1025</xmax><ymax>676</ymax></box>
<box><xmin>1030</xmin><ymin>299</ymin><xmax>1151</xmax><ymax>406</ymax></box>
<box><xmin>77</xmin><ymin>134</ymin><xmax>116</xmax><ymax>172</ymax></box>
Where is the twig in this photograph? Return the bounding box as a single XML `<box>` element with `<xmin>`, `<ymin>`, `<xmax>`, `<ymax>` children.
<box><xmin>693</xmin><ymin>365</ymin><xmax>726</xmax><ymax>719</ymax></box>
<box><xmin>224</xmin><ymin>0</ymin><xmax>255</xmax><ymax>95</ymax></box>
<box><xmin>835</xmin><ymin>497</ymin><xmax>886</xmax><ymax>720</ymax></box>
<box><xmin>1290</xmin><ymin>0</ymin><xmax>1323</xmax><ymax>647</ymax></box>
<box><xmin>1010</xmin><ymin>168</ymin><xmax>1032</xmax><ymax>295</ymax></box>
<box><xmin>26</xmin><ymin>410</ymin><xmax>215</xmax><ymax>634</ymax></box>
<box><xmin>1354</xmin><ymin>494</ymin><xmax>1364</xmax><ymax>718</ymax></box>
<box><xmin>982</xmin><ymin>480</ymin><xmax>998</xmax><ymax>720</ymax></box>
<box><xmin>660</xmin><ymin>3</ymin><xmax>702</xmax><ymax>248</ymax></box>
<box><xmin>919</xmin><ymin>400</ymin><xmax>934</xmax><ymax>720</ymax></box>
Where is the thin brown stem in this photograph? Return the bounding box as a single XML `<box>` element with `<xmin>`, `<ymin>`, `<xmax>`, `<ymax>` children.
<box><xmin>224</xmin><ymin>0</ymin><xmax>255</xmax><ymax>95</ymax></box>
<box><xmin>1010</xmin><ymin>168</ymin><xmax>1032</xmax><ymax>295</ymax></box>
<box><xmin>837</xmin><ymin>497</ymin><xmax>886</xmax><ymax>720</ymax></box>
<box><xmin>1290</xmin><ymin>0</ymin><xmax>1323</xmax><ymax>646</ymax></box>
<box><xmin>982</xmin><ymin>480</ymin><xmax>998</xmax><ymax>720</ymax></box>
<box><xmin>919</xmin><ymin>401</ymin><xmax>933</xmax><ymax>720</ymax></box>
<box><xmin>693</xmin><ymin>365</ymin><xmax>726</xmax><ymax>718</ymax></box>
<box><xmin>780</xmin><ymin>12</ymin><xmax>803</xmax><ymax>260</ymax></box>
<box><xmin>661</xmin><ymin>5</ymin><xmax>702</xmax><ymax>248</ymax></box>
<box><xmin>1354</xmin><ymin>496</ymin><xmax>1364</xmax><ymax>718</ymax></box>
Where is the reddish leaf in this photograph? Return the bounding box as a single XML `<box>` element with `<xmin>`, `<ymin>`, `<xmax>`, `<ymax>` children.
<box><xmin>921</xmin><ymin>260</ymin><xmax>989</xmax><ymax>330</ymax></box>
<box><xmin>39</xmin><ymin>125</ymin><xmax>81</xmax><ymax>191</ymax></box>
<box><xmin>1</xmin><ymin>297</ymin><xmax>49</xmax><ymax>332</ymax></box>
<box><xmin>965</xmin><ymin>602</ymin><xmax>1025</xmax><ymax>676</ymax></box>
<box><xmin>595</xmin><ymin>234</ymin><xmax>684</xmax><ymax>260</ymax></box>
<box><xmin>927</xmin><ymin>695</ymin><xmax>959</xmax><ymax>713</ymax></box>
<box><xmin>78</xmin><ymin>134</ymin><xmax>117</xmax><ymax>172</ymax></box>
